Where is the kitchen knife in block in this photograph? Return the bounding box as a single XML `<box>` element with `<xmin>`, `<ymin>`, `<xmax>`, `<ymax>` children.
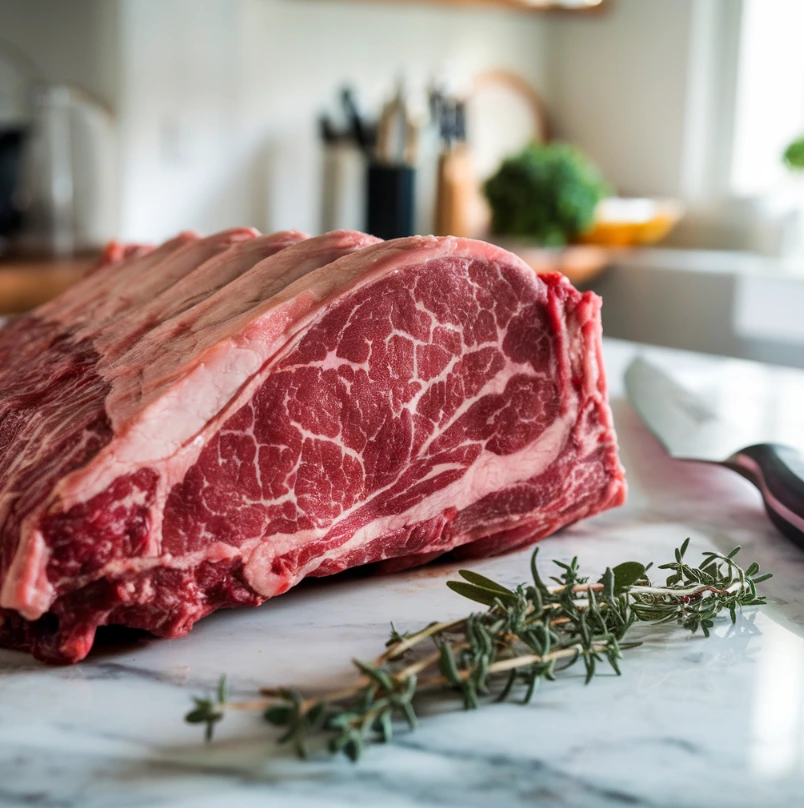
<box><xmin>625</xmin><ymin>356</ymin><xmax>804</xmax><ymax>547</ymax></box>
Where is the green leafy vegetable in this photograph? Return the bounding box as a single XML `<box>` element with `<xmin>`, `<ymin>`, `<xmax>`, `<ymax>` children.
<box><xmin>483</xmin><ymin>141</ymin><xmax>609</xmax><ymax>245</ymax></box>
<box><xmin>784</xmin><ymin>136</ymin><xmax>804</xmax><ymax>170</ymax></box>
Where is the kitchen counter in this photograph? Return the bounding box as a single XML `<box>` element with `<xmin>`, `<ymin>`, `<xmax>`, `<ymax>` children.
<box><xmin>592</xmin><ymin>248</ymin><xmax>804</xmax><ymax>370</ymax></box>
<box><xmin>0</xmin><ymin>254</ymin><xmax>93</xmax><ymax>314</ymax></box>
<box><xmin>3</xmin><ymin>339</ymin><xmax>804</xmax><ymax>808</ymax></box>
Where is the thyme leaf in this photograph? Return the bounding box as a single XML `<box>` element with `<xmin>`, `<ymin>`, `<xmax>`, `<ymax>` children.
<box><xmin>185</xmin><ymin>541</ymin><xmax>772</xmax><ymax>760</ymax></box>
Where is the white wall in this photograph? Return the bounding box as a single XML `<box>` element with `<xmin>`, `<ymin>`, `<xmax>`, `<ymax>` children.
<box><xmin>115</xmin><ymin>0</ymin><xmax>550</xmax><ymax>241</ymax></box>
<box><xmin>545</xmin><ymin>0</ymin><xmax>737</xmax><ymax>201</ymax></box>
<box><xmin>0</xmin><ymin>0</ymin><xmax>118</xmax><ymax>116</ymax></box>
<box><xmin>116</xmin><ymin>0</ymin><xmax>243</xmax><ymax>241</ymax></box>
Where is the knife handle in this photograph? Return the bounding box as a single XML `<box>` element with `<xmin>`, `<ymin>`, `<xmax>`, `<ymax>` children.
<box><xmin>729</xmin><ymin>444</ymin><xmax>804</xmax><ymax>548</ymax></box>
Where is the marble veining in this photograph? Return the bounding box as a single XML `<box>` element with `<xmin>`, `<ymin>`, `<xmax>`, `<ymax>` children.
<box><xmin>3</xmin><ymin>339</ymin><xmax>804</xmax><ymax>807</ymax></box>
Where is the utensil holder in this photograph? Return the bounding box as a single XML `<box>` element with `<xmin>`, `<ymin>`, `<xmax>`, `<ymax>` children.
<box><xmin>366</xmin><ymin>163</ymin><xmax>415</xmax><ymax>240</ymax></box>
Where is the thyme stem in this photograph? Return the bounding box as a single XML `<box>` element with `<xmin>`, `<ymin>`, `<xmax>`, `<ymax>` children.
<box><xmin>185</xmin><ymin>540</ymin><xmax>772</xmax><ymax>761</ymax></box>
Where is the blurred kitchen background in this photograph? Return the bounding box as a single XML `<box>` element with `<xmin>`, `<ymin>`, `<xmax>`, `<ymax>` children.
<box><xmin>1</xmin><ymin>0</ymin><xmax>804</xmax><ymax>368</ymax></box>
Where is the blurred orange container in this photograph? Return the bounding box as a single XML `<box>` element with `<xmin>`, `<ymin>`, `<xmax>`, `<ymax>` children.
<box><xmin>578</xmin><ymin>197</ymin><xmax>684</xmax><ymax>247</ymax></box>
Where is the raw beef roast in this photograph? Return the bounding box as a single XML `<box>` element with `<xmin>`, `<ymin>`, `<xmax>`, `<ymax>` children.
<box><xmin>0</xmin><ymin>231</ymin><xmax>626</xmax><ymax>663</ymax></box>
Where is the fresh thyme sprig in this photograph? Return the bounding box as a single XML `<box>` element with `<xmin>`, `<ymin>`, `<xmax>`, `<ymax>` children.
<box><xmin>186</xmin><ymin>540</ymin><xmax>771</xmax><ymax>761</ymax></box>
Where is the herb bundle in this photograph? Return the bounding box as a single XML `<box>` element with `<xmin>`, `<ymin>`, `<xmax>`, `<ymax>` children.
<box><xmin>186</xmin><ymin>540</ymin><xmax>771</xmax><ymax>761</ymax></box>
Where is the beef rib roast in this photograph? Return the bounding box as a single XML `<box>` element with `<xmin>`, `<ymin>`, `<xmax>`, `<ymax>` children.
<box><xmin>0</xmin><ymin>230</ymin><xmax>626</xmax><ymax>663</ymax></box>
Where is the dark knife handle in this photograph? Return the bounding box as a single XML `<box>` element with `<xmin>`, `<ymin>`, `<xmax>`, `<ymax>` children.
<box><xmin>729</xmin><ymin>444</ymin><xmax>804</xmax><ymax>548</ymax></box>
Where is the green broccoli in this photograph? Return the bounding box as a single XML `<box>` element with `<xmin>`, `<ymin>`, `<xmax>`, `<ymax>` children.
<box><xmin>483</xmin><ymin>142</ymin><xmax>609</xmax><ymax>246</ymax></box>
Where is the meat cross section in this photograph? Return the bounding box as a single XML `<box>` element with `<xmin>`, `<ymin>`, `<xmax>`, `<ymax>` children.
<box><xmin>0</xmin><ymin>233</ymin><xmax>625</xmax><ymax>663</ymax></box>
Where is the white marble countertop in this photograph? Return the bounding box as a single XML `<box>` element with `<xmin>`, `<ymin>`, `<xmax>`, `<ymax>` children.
<box><xmin>3</xmin><ymin>339</ymin><xmax>804</xmax><ymax>808</ymax></box>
